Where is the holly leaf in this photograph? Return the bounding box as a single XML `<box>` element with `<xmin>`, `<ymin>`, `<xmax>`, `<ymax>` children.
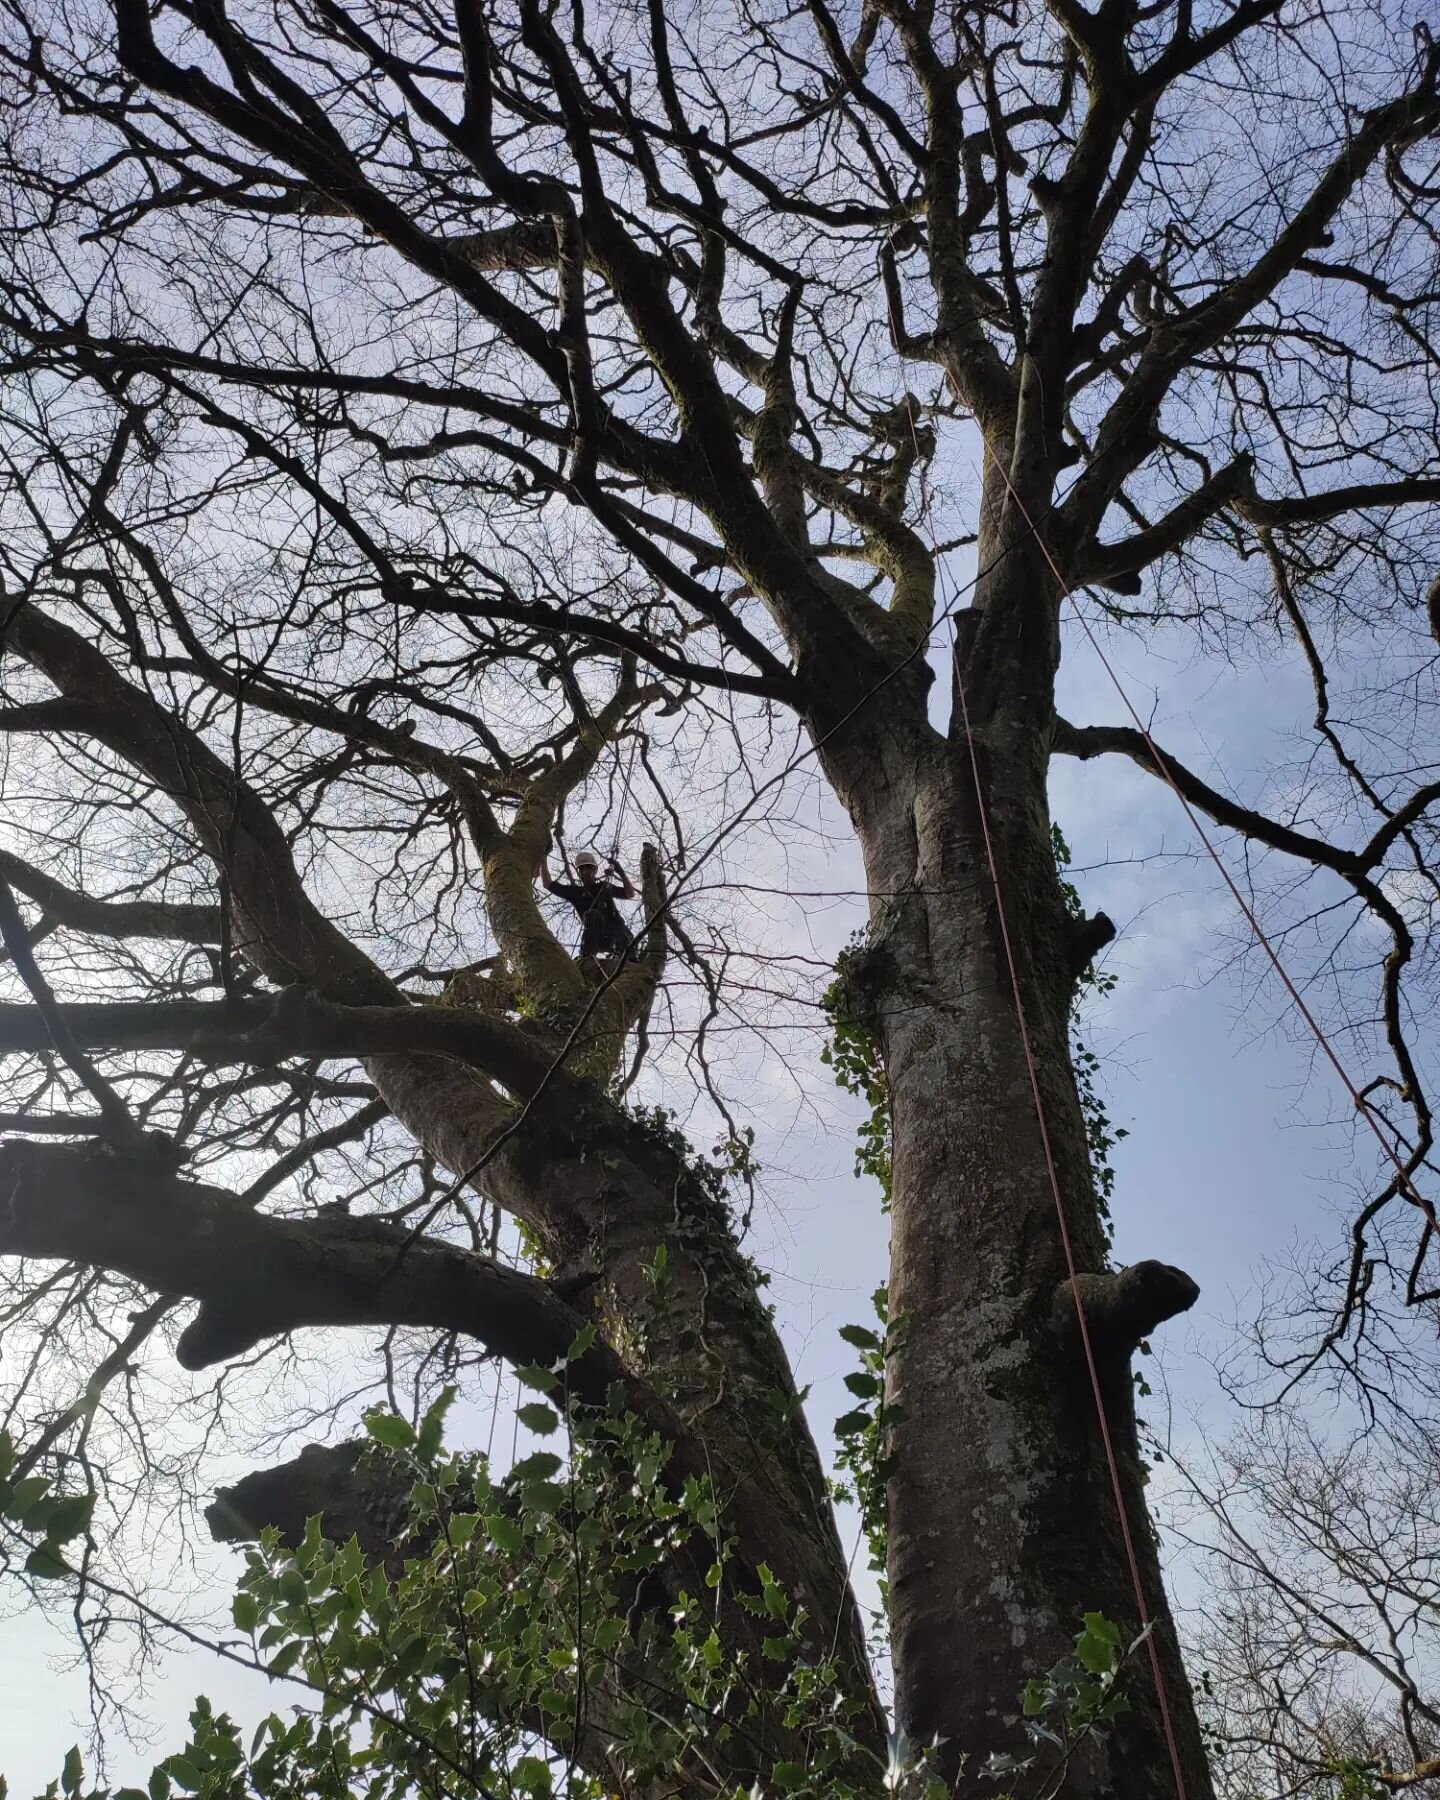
<box><xmin>837</xmin><ymin>1324</ymin><xmax>881</xmax><ymax>1351</ymax></box>
<box><xmin>363</xmin><ymin>1413</ymin><xmax>416</xmax><ymax>1452</ymax></box>
<box><xmin>1075</xmin><ymin>1611</ymin><xmax>1123</xmax><ymax>1675</ymax></box>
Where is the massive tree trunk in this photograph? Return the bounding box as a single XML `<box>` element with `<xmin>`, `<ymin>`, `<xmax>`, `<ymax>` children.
<box><xmin>0</xmin><ymin>440</ymin><xmax>1213</xmax><ymax>1799</ymax></box>
<box><xmin>821</xmin><ymin>529</ymin><xmax>1211</xmax><ymax>1797</ymax></box>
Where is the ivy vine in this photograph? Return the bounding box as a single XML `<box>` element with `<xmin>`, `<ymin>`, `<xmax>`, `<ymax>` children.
<box><xmin>1051</xmin><ymin>823</ymin><xmax>1126</xmax><ymax>1243</ymax></box>
<box><xmin>820</xmin><ymin>937</ymin><xmax>892</xmax><ymax>1211</ymax></box>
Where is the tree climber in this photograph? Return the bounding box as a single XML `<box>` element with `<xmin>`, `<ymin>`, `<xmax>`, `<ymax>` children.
<box><xmin>536</xmin><ymin>848</ymin><xmax>637</xmax><ymax>961</ymax></box>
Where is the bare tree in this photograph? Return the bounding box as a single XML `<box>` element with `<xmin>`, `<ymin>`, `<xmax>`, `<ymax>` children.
<box><xmin>1175</xmin><ymin>1400</ymin><xmax>1440</xmax><ymax>1799</ymax></box>
<box><xmin>0</xmin><ymin>0</ymin><xmax>1437</xmax><ymax>1793</ymax></box>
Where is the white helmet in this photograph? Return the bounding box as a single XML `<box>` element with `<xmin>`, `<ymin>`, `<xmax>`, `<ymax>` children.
<box><xmin>574</xmin><ymin>849</ymin><xmax>599</xmax><ymax>870</ymax></box>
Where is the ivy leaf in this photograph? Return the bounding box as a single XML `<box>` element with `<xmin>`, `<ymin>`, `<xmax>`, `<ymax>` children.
<box><xmin>232</xmin><ymin>1592</ymin><xmax>261</xmax><ymax>1634</ymax></box>
<box><xmin>61</xmin><ymin>1747</ymin><xmax>83</xmax><ymax>1798</ymax></box>
<box><xmin>843</xmin><ymin>1371</ymin><xmax>881</xmax><ymax>1399</ymax></box>
<box><xmin>837</xmin><ymin>1323</ymin><xmax>881</xmax><ymax>1351</ymax></box>
<box><xmin>516</xmin><ymin>1403</ymin><xmax>559</xmax><ymax>1436</ymax></box>
<box><xmin>1075</xmin><ymin>1611</ymin><xmax>1123</xmax><ymax>1675</ymax></box>
<box><xmin>757</xmin><ymin>1564</ymin><xmax>788</xmax><ymax>1620</ymax></box>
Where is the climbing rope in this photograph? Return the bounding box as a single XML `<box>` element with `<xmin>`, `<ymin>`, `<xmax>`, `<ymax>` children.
<box><xmin>551</xmin><ymin>735</ymin><xmax>640</xmax><ymax>872</ymax></box>
<box><xmin>970</xmin><ymin>443</ymin><xmax>1440</xmax><ymax>1249</ymax></box>
<box><xmin>608</xmin><ymin>732</ymin><xmax>641</xmax><ymax>862</ymax></box>
<box><xmin>1063</xmin><ymin>588</ymin><xmax>1440</xmax><ymax>1243</ymax></box>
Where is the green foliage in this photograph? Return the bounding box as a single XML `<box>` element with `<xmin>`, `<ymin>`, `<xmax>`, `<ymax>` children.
<box><xmin>821</xmin><ymin>936</ymin><xmax>899</xmax><ymax>1597</ymax></box>
<box><xmin>830</xmin><ymin>1287</ymin><xmax>905</xmax><ymax>1597</ymax></box>
<box><xmin>1326</xmin><ymin>1761</ymin><xmax>1393</xmax><ymax>1800</ymax></box>
<box><xmin>820</xmin><ymin>936</ymin><xmax>892</xmax><ymax>1208</ymax></box>
<box><xmin>1051</xmin><ymin>824</ymin><xmax>1126</xmax><ymax>1241</ymax></box>
<box><xmin>820</xmin><ymin>830</ymin><xmax>1122</xmax><ymax>1229</ymax></box>
<box><xmin>983</xmin><ymin>1611</ymin><xmax>1144</xmax><ymax>1799</ymax></box>
<box><xmin>621</xmin><ymin>1102</ymin><xmax>770</xmax><ymax>1322</ymax></box>
<box><xmin>0</xmin><ymin>1429</ymin><xmax>95</xmax><ymax>1581</ymax></box>
<box><xmin>819</xmin><ymin>840</ymin><xmax>1125</xmax><ymax>1229</ymax></box>
<box><xmin>7</xmin><ymin>1402</ymin><xmax>1146</xmax><ymax>1800</ymax></box>
<box><xmin>8</xmin><ymin>1381</ymin><xmax>947</xmax><ymax>1800</ymax></box>
<box><xmin>515</xmin><ymin>1108</ymin><xmax>760</xmax><ymax>1286</ymax></box>
<box><xmin>622</xmin><ymin>1102</ymin><xmax>760</xmax><ymax>1220</ymax></box>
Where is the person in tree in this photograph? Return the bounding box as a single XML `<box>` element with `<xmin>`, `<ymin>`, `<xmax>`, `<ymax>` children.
<box><xmin>536</xmin><ymin>848</ymin><xmax>636</xmax><ymax>961</ymax></box>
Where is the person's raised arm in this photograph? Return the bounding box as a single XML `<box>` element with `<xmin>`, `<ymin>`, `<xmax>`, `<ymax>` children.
<box><xmin>536</xmin><ymin>855</ymin><xmax>556</xmax><ymax>891</ymax></box>
<box><xmin>607</xmin><ymin>856</ymin><xmax>636</xmax><ymax>900</ymax></box>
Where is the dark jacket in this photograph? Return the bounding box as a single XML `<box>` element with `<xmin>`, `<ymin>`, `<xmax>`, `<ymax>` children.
<box><xmin>547</xmin><ymin>878</ymin><xmax>631</xmax><ymax>957</ymax></box>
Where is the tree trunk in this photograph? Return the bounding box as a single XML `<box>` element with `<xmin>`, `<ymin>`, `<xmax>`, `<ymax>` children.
<box><xmin>824</xmin><ymin>539</ymin><xmax>1214</xmax><ymax>1797</ymax></box>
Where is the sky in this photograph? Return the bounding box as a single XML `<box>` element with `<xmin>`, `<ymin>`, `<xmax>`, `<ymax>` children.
<box><xmin>3</xmin><ymin>559</ymin><xmax>1422</xmax><ymax>1790</ymax></box>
